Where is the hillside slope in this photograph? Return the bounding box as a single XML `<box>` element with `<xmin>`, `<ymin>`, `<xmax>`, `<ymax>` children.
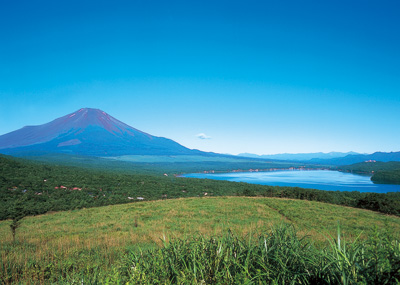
<box><xmin>1</xmin><ymin>197</ymin><xmax>399</xmax><ymax>283</ymax></box>
<box><xmin>3</xmin><ymin>196</ymin><xmax>398</xmax><ymax>242</ymax></box>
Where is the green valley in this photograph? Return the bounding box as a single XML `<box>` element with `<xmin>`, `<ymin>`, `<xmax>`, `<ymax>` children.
<box><xmin>2</xmin><ymin>154</ymin><xmax>400</xmax><ymax>222</ymax></box>
<box><xmin>2</xmin><ymin>154</ymin><xmax>400</xmax><ymax>283</ymax></box>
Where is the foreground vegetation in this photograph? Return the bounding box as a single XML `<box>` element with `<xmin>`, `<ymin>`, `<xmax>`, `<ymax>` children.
<box><xmin>129</xmin><ymin>224</ymin><xmax>400</xmax><ymax>284</ymax></box>
<box><xmin>1</xmin><ymin>197</ymin><xmax>400</xmax><ymax>283</ymax></box>
<box><xmin>1</xmin><ymin>155</ymin><xmax>400</xmax><ymax>222</ymax></box>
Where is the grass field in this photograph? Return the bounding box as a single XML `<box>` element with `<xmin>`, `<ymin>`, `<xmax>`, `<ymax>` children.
<box><xmin>1</xmin><ymin>197</ymin><xmax>400</xmax><ymax>283</ymax></box>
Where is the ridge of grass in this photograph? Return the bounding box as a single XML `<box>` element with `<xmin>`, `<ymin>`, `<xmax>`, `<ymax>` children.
<box><xmin>1</xmin><ymin>197</ymin><xmax>399</xmax><ymax>283</ymax></box>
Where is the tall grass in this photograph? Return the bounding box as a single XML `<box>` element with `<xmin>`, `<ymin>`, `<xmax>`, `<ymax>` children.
<box><xmin>1</xmin><ymin>225</ymin><xmax>399</xmax><ymax>284</ymax></box>
<box><xmin>127</xmin><ymin>224</ymin><xmax>400</xmax><ymax>284</ymax></box>
<box><xmin>1</xmin><ymin>197</ymin><xmax>400</xmax><ymax>283</ymax></box>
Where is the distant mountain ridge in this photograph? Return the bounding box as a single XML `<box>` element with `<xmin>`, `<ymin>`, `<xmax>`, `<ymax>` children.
<box><xmin>310</xmin><ymin>151</ymin><xmax>400</xmax><ymax>165</ymax></box>
<box><xmin>238</xmin><ymin>151</ymin><xmax>400</xmax><ymax>165</ymax></box>
<box><xmin>238</xmin><ymin>152</ymin><xmax>361</xmax><ymax>161</ymax></box>
<box><xmin>0</xmin><ymin>108</ymin><xmax>204</xmax><ymax>157</ymax></box>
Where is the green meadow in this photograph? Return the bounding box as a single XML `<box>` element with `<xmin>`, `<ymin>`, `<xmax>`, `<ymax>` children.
<box><xmin>1</xmin><ymin>196</ymin><xmax>400</xmax><ymax>283</ymax></box>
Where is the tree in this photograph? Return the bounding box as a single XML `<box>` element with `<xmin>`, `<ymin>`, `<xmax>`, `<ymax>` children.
<box><xmin>9</xmin><ymin>199</ymin><xmax>26</xmax><ymax>243</ymax></box>
<box><xmin>10</xmin><ymin>216</ymin><xmax>22</xmax><ymax>243</ymax></box>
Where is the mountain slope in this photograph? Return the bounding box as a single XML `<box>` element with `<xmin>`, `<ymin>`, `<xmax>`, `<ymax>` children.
<box><xmin>0</xmin><ymin>108</ymin><xmax>203</xmax><ymax>156</ymax></box>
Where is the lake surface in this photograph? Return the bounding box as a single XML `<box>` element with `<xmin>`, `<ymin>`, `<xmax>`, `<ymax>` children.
<box><xmin>181</xmin><ymin>170</ymin><xmax>400</xmax><ymax>193</ymax></box>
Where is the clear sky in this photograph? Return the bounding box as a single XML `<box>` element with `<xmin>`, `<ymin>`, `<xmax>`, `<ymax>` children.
<box><xmin>1</xmin><ymin>0</ymin><xmax>399</xmax><ymax>155</ymax></box>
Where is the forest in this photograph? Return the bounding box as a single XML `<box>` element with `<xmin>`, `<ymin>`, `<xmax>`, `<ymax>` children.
<box><xmin>340</xmin><ymin>161</ymin><xmax>400</xmax><ymax>173</ymax></box>
<box><xmin>339</xmin><ymin>161</ymin><xmax>400</xmax><ymax>184</ymax></box>
<box><xmin>371</xmin><ymin>170</ymin><xmax>400</xmax><ymax>184</ymax></box>
<box><xmin>1</xmin><ymin>154</ymin><xmax>400</xmax><ymax>221</ymax></box>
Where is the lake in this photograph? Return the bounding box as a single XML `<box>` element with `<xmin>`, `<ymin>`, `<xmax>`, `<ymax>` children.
<box><xmin>181</xmin><ymin>170</ymin><xmax>400</xmax><ymax>193</ymax></box>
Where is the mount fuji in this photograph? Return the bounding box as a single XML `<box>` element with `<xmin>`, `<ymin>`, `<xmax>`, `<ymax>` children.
<box><xmin>0</xmin><ymin>108</ymin><xmax>204</xmax><ymax>157</ymax></box>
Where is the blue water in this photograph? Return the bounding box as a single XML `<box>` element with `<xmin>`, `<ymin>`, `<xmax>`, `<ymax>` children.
<box><xmin>181</xmin><ymin>170</ymin><xmax>400</xmax><ymax>193</ymax></box>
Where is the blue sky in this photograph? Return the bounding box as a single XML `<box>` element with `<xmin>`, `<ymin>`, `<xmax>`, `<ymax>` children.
<box><xmin>1</xmin><ymin>0</ymin><xmax>399</xmax><ymax>155</ymax></box>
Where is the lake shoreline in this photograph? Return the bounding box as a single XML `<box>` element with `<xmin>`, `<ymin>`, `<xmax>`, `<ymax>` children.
<box><xmin>180</xmin><ymin>166</ymin><xmax>332</xmax><ymax>175</ymax></box>
<box><xmin>180</xmin><ymin>169</ymin><xmax>400</xmax><ymax>193</ymax></box>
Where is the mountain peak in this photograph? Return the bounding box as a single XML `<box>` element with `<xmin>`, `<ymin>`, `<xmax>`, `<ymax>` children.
<box><xmin>0</xmin><ymin>108</ymin><xmax>197</xmax><ymax>156</ymax></box>
<box><xmin>55</xmin><ymin>108</ymin><xmax>136</xmax><ymax>135</ymax></box>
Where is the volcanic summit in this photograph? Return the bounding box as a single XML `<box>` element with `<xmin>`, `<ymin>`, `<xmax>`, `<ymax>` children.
<box><xmin>0</xmin><ymin>108</ymin><xmax>198</xmax><ymax>156</ymax></box>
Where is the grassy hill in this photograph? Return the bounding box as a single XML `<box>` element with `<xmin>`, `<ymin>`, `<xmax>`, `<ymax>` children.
<box><xmin>1</xmin><ymin>197</ymin><xmax>400</xmax><ymax>283</ymax></box>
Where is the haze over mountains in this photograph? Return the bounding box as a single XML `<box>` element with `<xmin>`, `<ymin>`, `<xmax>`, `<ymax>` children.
<box><xmin>0</xmin><ymin>108</ymin><xmax>204</xmax><ymax>157</ymax></box>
